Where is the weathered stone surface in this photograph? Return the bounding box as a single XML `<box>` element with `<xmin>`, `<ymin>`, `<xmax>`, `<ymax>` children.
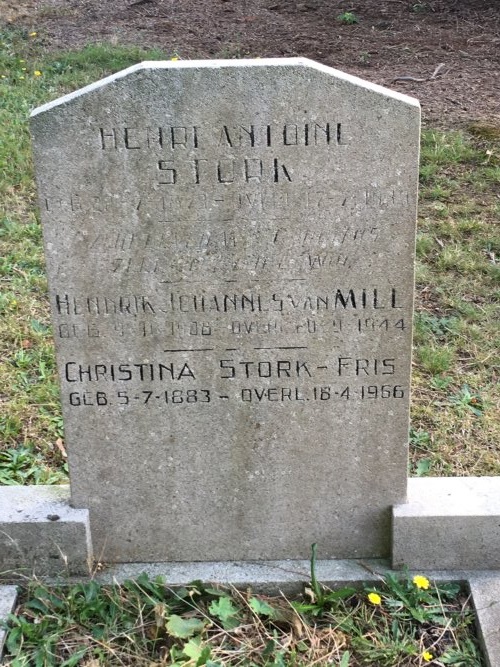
<box><xmin>0</xmin><ymin>485</ymin><xmax>92</xmax><ymax>576</ymax></box>
<box><xmin>393</xmin><ymin>477</ymin><xmax>500</xmax><ymax>570</ymax></box>
<box><xmin>31</xmin><ymin>59</ymin><xmax>420</xmax><ymax>562</ymax></box>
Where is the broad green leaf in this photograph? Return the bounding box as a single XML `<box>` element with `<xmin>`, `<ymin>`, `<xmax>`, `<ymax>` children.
<box><xmin>204</xmin><ymin>587</ymin><xmax>227</xmax><ymax>597</ymax></box>
<box><xmin>415</xmin><ymin>458</ymin><xmax>432</xmax><ymax>476</ymax></box>
<box><xmin>208</xmin><ymin>596</ymin><xmax>241</xmax><ymax>629</ymax></box>
<box><xmin>166</xmin><ymin>614</ymin><xmax>206</xmax><ymax>639</ymax></box>
<box><xmin>196</xmin><ymin>646</ymin><xmax>212</xmax><ymax>666</ymax></box>
<box><xmin>24</xmin><ymin>599</ymin><xmax>49</xmax><ymax>614</ymax></box>
<box><xmin>269</xmin><ymin>652</ymin><xmax>286</xmax><ymax>667</ymax></box>
<box><xmin>60</xmin><ymin>648</ymin><xmax>88</xmax><ymax>667</ymax></box>
<box><xmin>182</xmin><ymin>636</ymin><xmax>203</xmax><ymax>660</ymax></box>
<box><xmin>11</xmin><ymin>658</ymin><xmax>30</xmax><ymax>667</ymax></box>
<box><xmin>31</xmin><ymin>319</ymin><xmax>49</xmax><ymax>333</ymax></box>
<box><xmin>248</xmin><ymin>597</ymin><xmax>276</xmax><ymax>618</ymax></box>
<box><xmin>324</xmin><ymin>587</ymin><xmax>357</xmax><ymax>601</ymax></box>
<box><xmin>6</xmin><ymin>626</ymin><xmax>22</xmax><ymax>655</ymax></box>
<box><xmin>262</xmin><ymin>639</ymin><xmax>277</xmax><ymax>658</ymax></box>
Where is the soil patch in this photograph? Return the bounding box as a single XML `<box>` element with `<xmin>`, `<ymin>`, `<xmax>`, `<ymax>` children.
<box><xmin>1</xmin><ymin>0</ymin><xmax>499</xmax><ymax>125</ymax></box>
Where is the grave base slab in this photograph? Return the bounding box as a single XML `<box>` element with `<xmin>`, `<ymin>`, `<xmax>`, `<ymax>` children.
<box><xmin>392</xmin><ymin>477</ymin><xmax>500</xmax><ymax>570</ymax></box>
<box><xmin>0</xmin><ymin>485</ymin><xmax>92</xmax><ymax>577</ymax></box>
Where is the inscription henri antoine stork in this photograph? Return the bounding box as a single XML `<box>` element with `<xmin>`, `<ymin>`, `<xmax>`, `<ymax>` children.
<box><xmin>99</xmin><ymin>121</ymin><xmax>341</xmax><ymax>186</ymax></box>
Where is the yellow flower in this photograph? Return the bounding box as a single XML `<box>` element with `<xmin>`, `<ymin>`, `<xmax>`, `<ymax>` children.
<box><xmin>422</xmin><ymin>650</ymin><xmax>433</xmax><ymax>662</ymax></box>
<box><xmin>19</xmin><ymin>76</ymin><xmax>25</xmax><ymax>80</ymax></box>
<box><xmin>367</xmin><ymin>592</ymin><xmax>382</xmax><ymax>605</ymax></box>
<box><xmin>171</xmin><ymin>56</ymin><xmax>179</xmax><ymax>61</ymax></box>
<box><xmin>413</xmin><ymin>575</ymin><xmax>430</xmax><ymax>590</ymax></box>
<box><xmin>19</xmin><ymin>59</ymin><xmax>25</xmax><ymax>63</ymax></box>
<box><xmin>34</xmin><ymin>71</ymin><xmax>42</xmax><ymax>76</ymax></box>
<box><xmin>29</xmin><ymin>31</ymin><xmax>37</xmax><ymax>37</ymax></box>
<box><xmin>21</xmin><ymin>67</ymin><xmax>26</xmax><ymax>71</ymax></box>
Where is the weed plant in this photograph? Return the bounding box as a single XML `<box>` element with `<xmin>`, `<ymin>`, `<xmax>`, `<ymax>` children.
<box><xmin>0</xmin><ymin>30</ymin><xmax>499</xmax><ymax>482</ymax></box>
<box><xmin>336</xmin><ymin>12</ymin><xmax>360</xmax><ymax>25</ymax></box>
<box><xmin>2</xmin><ymin>569</ymin><xmax>481</xmax><ymax>666</ymax></box>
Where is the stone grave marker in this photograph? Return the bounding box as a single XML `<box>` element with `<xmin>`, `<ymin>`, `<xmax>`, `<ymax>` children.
<box><xmin>31</xmin><ymin>59</ymin><xmax>420</xmax><ymax>563</ymax></box>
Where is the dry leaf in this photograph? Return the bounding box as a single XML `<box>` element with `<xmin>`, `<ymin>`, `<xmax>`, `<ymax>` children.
<box><xmin>55</xmin><ymin>438</ymin><xmax>67</xmax><ymax>458</ymax></box>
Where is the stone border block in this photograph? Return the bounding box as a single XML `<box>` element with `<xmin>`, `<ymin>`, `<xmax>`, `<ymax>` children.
<box><xmin>0</xmin><ymin>485</ymin><xmax>92</xmax><ymax>577</ymax></box>
<box><xmin>92</xmin><ymin>559</ymin><xmax>493</xmax><ymax>593</ymax></box>
<box><xmin>94</xmin><ymin>558</ymin><xmax>388</xmax><ymax>594</ymax></box>
<box><xmin>469</xmin><ymin>575</ymin><xmax>500</xmax><ymax>667</ymax></box>
<box><xmin>0</xmin><ymin>586</ymin><xmax>17</xmax><ymax>656</ymax></box>
<box><xmin>392</xmin><ymin>477</ymin><xmax>500</xmax><ymax>570</ymax></box>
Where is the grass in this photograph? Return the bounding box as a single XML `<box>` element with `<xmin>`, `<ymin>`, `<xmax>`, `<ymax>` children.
<box><xmin>411</xmin><ymin>129</ymin><xmax>500</xmax><ymax>476</ymax></box>
<box><xmin>1</xmin><ymin>566</ymin><xmax>482</xmax><ymax>666</ymax></box>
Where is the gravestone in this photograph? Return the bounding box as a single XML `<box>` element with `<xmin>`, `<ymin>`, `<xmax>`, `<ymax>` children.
<box><xmin>31</xmin><ymin>59</ymin><xmax>420</xmax><ymax>563</ymax></box>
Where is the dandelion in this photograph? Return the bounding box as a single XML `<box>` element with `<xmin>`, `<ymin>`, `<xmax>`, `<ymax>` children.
<box><xmin>34</xmin><ymin>71</ymin><xmax>42</xmax><ymax>76</ymax></box>
<box><xmin>171</xmin><ymin>56</ymin><xmax>179</xmax><ymax>61</ymax></box>
<box><xmin>29</xmin><ymin>31</ymin><xmax>37</xmax><ymax>37</ymax></box>
<box><xmin>413</xmin><ymin>575</ymin><xmax>430</xmax><ymax>590</ymax></box>
<box><xmin>422</xmin><ymin>650</ymin><xmax>433</xmax><ymax>662</ymax></box>
<box><xmin>367</xmin><ymin>592</ymin><xmax>382</xmax><ymax>605</ymax></box>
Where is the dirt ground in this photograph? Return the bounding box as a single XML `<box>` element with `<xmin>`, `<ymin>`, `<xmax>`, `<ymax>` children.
<box><xmin>1</xmin><ymin>0</ymin><xmax>499</xmax><ymax>126</ymax></box>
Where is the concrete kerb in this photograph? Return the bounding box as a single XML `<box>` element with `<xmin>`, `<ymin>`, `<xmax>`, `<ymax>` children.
<box><xmin>3</xmin><ymin>478</ymin><xmax>500</xmax><ymax>576</ymax></box>
<box><xmin>0</xmin><ymin>485</ymin><xmax>92</xmax><ymax>577</ymax></box>
<box><xmin>469</xmin><ymin>576</ymin><xmax>500</xmax><ymax>667</ymax></box>
<box><xmin>393</xmin><ymin>477</ymin><xmax>500</xmax><ymax>570</ymax></box>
